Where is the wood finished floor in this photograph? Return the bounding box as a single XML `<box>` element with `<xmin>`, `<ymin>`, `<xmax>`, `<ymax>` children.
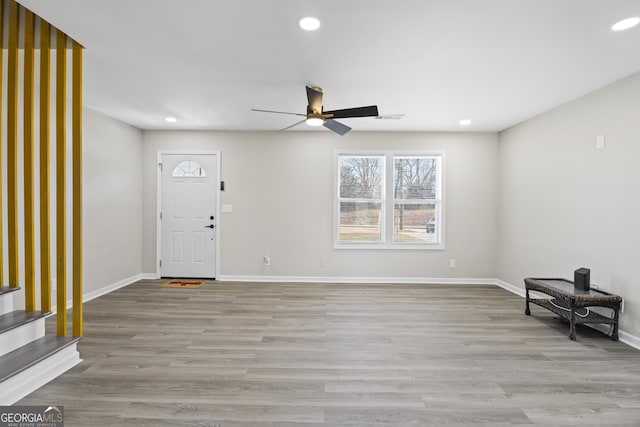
<box><xmin>18</xmin><ymin>280</ymin><xmax>640</xmax><ymax>426</ymax></box>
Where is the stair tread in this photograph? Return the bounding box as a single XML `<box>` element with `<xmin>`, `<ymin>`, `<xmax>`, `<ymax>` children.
<box><xmin>0</xmin><ymin>287</ymin><xmax>20</xmax><ymax>296</ymax></box>
<box><xmin>0</xmin><ymin>310</ymin><xmax>50</xmax><ymax>335</ymax></box>
<box><xmin>0</xmin><ymin>335</ymin><xmax>81</xmax><ymax>383</ymax></box>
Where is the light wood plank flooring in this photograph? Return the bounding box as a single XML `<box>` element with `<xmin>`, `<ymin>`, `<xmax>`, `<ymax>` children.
<box><xmin>18</xmin><ymin>280</ymin><xmax>640</xmax><ymax>426</ymax></box>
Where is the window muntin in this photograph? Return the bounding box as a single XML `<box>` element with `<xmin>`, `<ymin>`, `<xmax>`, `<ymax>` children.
<box><xmin>336</xmin><ymin>151</ymin><xmax>443</xmax><ymax>249</ymax></box>
<box><xmin>172</xmin><ymin>160</ymin><xmax>206</xmax><ymax>177</ymax></box>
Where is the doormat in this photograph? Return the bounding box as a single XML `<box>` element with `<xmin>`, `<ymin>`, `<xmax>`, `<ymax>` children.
<box><xmin>161</xmin><ymin>279</ymin><xmax>207</xmax><ymax>289</ymax></box>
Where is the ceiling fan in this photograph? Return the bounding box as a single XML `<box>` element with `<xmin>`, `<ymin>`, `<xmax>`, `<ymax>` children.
<box><xmin>251</xmin><ymin>85</ymin><xmax>379</xmax><ymax>135</ymax></box>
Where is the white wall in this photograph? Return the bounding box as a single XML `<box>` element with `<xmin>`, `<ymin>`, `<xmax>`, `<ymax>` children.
<box><xmin>142</xmin><ymin>131</ymin><xmax>499</xmax><ymax>281</ymax></box>
<box><xmin>83</xmin><ymin>108</ymin><xmax>144</xmax><ymax>294</ymax></box>
<box><xmin>497</xmin><ymin>71</ymin><xmax>640</xmax><ymax>337</ymax></box>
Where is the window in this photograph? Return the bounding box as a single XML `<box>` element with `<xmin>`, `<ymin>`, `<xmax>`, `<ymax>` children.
<box><xmin>393</xmin><ymin>156</ymin><xmax>439</xmax><ymax>244</ymax></box>
<box><xmin>336</xmin><ymin>151</ymin><xmax>443</xmax><ymax>249</ymax></box>
<box><xmin>172</xmin><ymin>160</ymin><xmax>206</xmax><ymax>177</ymax></box>
<box><xmin>337</xmin><ymin>155</ymin><xmax>385</xmax><ymax>242</ymax></box>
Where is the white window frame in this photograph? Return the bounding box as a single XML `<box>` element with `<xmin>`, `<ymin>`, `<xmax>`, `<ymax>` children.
<box><xmin>334</xmin><ymin>150</ymin><xmax>445</xmax><ymax>250</ymax></box>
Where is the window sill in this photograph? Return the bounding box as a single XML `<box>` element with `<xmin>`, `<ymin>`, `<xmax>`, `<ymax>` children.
<box><xmin>334</xmin><ymin>242</ymin><xmax>445</xmax><ymax>250</ymax></box>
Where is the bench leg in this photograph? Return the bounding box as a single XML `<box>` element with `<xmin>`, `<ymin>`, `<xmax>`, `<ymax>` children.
<box><xmin>569</xmin><ymin>302</ymin><xmax>577</xmax><ymax>341</ymax></box>
<box><xmin>612</xmin><ymin>308</ymin><xmax>620</xmax><ymax>341</ymax></box>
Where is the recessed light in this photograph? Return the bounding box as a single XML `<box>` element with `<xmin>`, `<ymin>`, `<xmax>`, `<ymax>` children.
<box><xmin>459</xmin><ymin>119</ymin><xmax>472</xmax><ymax>126</ymax></box>
<box><xmin>612</xmin><ymin>17</ymin><xmax>640</xmax><ymax>31</ymax></box>
<box><xmin>299</xmin><ymin>17</ymin><xmax>320</xmax><ymax>31</ymax></box>
<box><xmin>165</xmin><ymin>117</ymin><xmax>177</xmax><ymax>123</ymax></box>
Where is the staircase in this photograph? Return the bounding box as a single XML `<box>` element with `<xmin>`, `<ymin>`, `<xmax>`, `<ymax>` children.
<box><xmin>1</xmin><ymin>0</ymin><xmax>85</xmax><ymax>407</ymax></box>
<box><xmin>0</xmin><ymin>287</ymin><xmax>81</xmax><ymax>405</ymax></box>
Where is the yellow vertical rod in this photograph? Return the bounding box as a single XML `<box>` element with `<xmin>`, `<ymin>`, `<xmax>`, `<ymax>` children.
<box><xmin>24</xmin><ymin>9</ymin><xmax>36</xmax><ymax>311</ymax></box>
<box><xmin>40</xmin><ymin>20</ymin><xmax>52</xmax><ymax>312</ymax></box>
<box><xmin>72</xmin><ymin>41</ymin><xmax>83</xmax><ymax>337</ymax></box>
<box><xmin>56</xmin><ymin>31</ymin><xmax>68</xmax><ymax>336</ymax></box>
<box><xmin>0</xmin><ymin>0</ymin><xmax>5</xmax><ymax>288</ymax></box>
<box><xmin>7</xmin><ymin>0</ymin><xmax>19</xmax><ymax>288</ymax></box>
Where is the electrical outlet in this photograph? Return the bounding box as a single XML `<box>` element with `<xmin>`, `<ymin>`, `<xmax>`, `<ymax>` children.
<box><xmin>449</xmin><ymin>258</ymin><xmax>456</xmax><ymax>268</ymax></box>
<box><xmin>263</xmin><ymin>256</ymin><xmax>271</xmax><ymax>266</ymax></box>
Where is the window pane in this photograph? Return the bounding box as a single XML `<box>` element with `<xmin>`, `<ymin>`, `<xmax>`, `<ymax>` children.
<box><xmin>339</xmin><ymin>156</ymin><xmax>384</xmax><ymax>199</ymax></box>
<box><xmin>172</xmin><ymin>160</ymin><xmax>206</xmax><ymax>177</ymax></box>
<box><xmin>393</xmin><ymin>203</ymin><xmax>437</xmax><ymax>243</ymax></box>
<box><xmin>339</xmin><ymin>201</ymin><xmax>382</xmax><ymax>242</ymax></box>
<box><xmin>394</xmin><ymin>157</ymin><xmax>437</xmax><ymax>199</ymax></box>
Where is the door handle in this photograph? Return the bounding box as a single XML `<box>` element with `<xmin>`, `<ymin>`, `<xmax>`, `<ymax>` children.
<box><xmin>205</xmin><ymin>224</ymin><xmax>215</xmax><ymax>229</ymax></box>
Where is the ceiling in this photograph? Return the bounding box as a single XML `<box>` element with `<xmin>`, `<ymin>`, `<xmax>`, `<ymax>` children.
<box><xmin>16</xmin><ymin>0</ymin><xmax>640</xmax><ymax>133</ymax></box>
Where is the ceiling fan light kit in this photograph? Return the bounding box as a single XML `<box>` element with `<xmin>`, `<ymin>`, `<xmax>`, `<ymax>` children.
<box><xmin>252</xmin><ymin>85</ymin><xmax>379</xmax><ymax>135</ymax></box>
<box><xmin>306</xmin><ymin>116</ymin><xmax>325</xmax><ymax>126</ymax></box>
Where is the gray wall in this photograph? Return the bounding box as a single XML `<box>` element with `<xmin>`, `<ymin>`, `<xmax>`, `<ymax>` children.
<box><xmin>83</xmin><ymin>108</ymin><xmax>144</xmax><ymax>294</ymax></box>
<box><xmin>142</xmin><ymin>131</ymin><xmax>499</xmax><ymax>280</ymax></box>
<box><xmin>497</xmin><ymin>71</ymin><xmax>640</xmax><ymax>336</ymax></box>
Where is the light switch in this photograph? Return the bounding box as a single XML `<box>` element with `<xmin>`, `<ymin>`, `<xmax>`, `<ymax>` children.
<box><xmin>221</xmin><ymin>204</ymin><xmax>233</xmax><ymax>213</ymax></box>
<box><xmin>596</xmin><ymin>135</ymin><xmax>606</xmax><ymax>149</ymax></box>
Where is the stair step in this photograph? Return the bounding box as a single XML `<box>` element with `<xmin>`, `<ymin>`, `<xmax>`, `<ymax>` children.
<box><xmin>0</xmin><ymin>287</ymin><xmax>20</xmax><ymax>296</ymax></box>
<box><xmin>0</xmin><ymin>311</ymin><xmax>49</xmax><ymax>358</ymax></box>
<box><xmin>0</xmin><ymin>335</ymin><xmax>81</xmax><ymax>383</ymax></box>
<box><xmin>0</xmin><ymin>310</ymin><xmax>49</xmax><ymax>335</ymax></box>
<box><xmin>0</xmin><ymin>287</ymin><xmax>19</xmax><ymax>315</ymax></box>
<box><xmin>0</xmin><ymin>335</ymin><xmax>82</xmax><ymax>404</ymax></box>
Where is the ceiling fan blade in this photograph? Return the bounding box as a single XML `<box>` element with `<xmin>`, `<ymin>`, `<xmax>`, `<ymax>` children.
<box><xmin>323</xmin><ymin>119</ymin><xmax>351</xmax><ymax>135</ymax></box>
<box><xmin>306</xmin><ymin>86</ymin><xmax>323</xmax><ymax>114</ymax></box>
<box><xmin>323</xmin><ymin>105</ymin><xmax>379</xmax><ymax>119</ymax></box>
<box><xmin>279</xmin><ymin>119</ymin><xmax>307</xmax><ymax>132</ymax></box>
<box><xmin>251</xmin><ymin>108</ymin><xmax>305</xmax><ymax>116</ymax></box>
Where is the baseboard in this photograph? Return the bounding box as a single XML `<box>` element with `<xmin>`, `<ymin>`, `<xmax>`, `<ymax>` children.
<box><xmin>494</xmin><ymin>279</ymin><xmax>526</xmax><ymax>298</ymax></box>
<box><xmin>82</xmin><ymin>273</ymin><xmax>147</xmax><ymax>303</ymax></box>
<box><xmin>618</xmin><ymin>330</ymin><xmax>640</xmax><ymax>349</ymax></box>
<box><xmin>52</xmin><ymin>273</ymin><xmax>146</xmax><ymax>313</ymax></box>
<box><xmin>494</xmin><ymin>278</ymin><xmax>640</xmax><ymax>351</ymax></box>
<box><xmin>216</xmin><ymin>275</ymin><xmax>498</xmax><ymax>285</ymax></box>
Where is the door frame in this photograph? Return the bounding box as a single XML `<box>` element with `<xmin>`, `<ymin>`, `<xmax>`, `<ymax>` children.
<box><xmin>155</xmin><ymin>150</ymin><xmax>221</xmax><ymax>279</ymax></box>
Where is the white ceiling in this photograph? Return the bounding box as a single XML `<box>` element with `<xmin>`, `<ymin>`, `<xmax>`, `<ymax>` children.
<box><xmin>16</xmin><ymin>0</ymin><xmax>640</xmax><ymax>132</ymax></box>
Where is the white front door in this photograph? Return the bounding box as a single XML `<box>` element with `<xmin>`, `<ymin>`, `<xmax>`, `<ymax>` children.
<box><xmin>160</xmin><ymin>153</ymin><xmax>218</xmax><ymax>278</ymax></box>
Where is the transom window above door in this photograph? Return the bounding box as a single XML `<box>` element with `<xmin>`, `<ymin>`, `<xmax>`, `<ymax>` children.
<box><xmin>172</xmin><ymin>160</ymin><xmax>206</xmax><ymax>177</ymax></box>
